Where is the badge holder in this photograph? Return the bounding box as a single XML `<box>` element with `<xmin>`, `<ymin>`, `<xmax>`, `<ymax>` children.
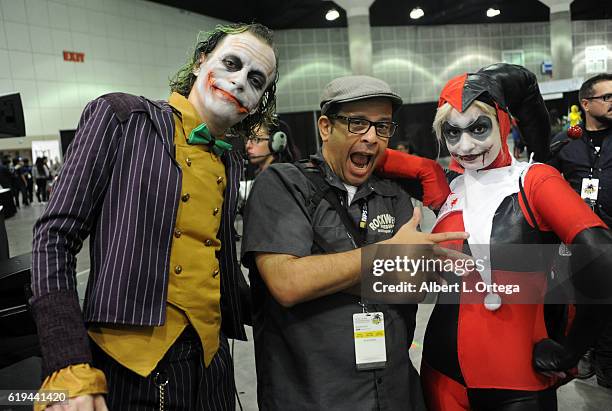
<box><xmin>581</xmin><ymin>177</ymin><xmax>599</xmax><ymax>208</ymax></box>
<box><xmin>353</xmin><ymin>303</ymin><xmax>386</xmax><ymax>370</ymax></box>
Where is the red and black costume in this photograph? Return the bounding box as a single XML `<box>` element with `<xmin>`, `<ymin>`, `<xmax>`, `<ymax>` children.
<box><xmin>380</xmin><ymin>64</ymin><xmax>612</xmax><ymax>410</ymax></box>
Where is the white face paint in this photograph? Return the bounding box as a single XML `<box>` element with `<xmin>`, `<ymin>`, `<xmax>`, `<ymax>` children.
<box><xmin>442</xmin><ymin>105</ymin><xmax>502</xmax><ymax>170</ymax></box>
<box><xmin>189</xmin><ymin>32</ymin><xmax>276</xmax><ymax>130</ymax></box>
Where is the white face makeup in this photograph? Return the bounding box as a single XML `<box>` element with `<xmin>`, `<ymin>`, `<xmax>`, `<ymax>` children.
<box><xmin>442</xmin><ymin>105</ymin><xmax>502</xmax><ymax>170</ymax></box>
<box><xmin>190</xmin><ymin>32</ymin><xmax>276</xmax><ymax>129</ymax></box>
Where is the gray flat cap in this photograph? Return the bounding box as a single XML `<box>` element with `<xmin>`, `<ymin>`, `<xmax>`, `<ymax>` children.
<box><xmin>320</xmin><ymin>75</ymin><xmax>403</xmax><ymax>114</ymax></box>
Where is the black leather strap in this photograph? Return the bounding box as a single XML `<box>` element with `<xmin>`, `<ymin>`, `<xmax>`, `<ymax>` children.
<box><xmin>518</xmin><ymin>173</ymin><xmax>540</xmax><ymax>232</ymax></box>
<box><xmin>295</xmin><ymin>162</ymin><xmax>366</xmax><ymax>250</ymax></box>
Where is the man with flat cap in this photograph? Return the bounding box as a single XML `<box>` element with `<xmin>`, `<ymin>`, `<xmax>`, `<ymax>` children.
<box><xmin>241</xmin><ymin>75</ymin><xmax>467</xmax><ymax>410</ymax></box>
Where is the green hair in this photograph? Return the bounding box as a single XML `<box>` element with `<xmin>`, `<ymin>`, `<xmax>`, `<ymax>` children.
<box><xmin>169</xmin><ymin>22</ymin><xmax>279</xmax><ymax>139</ymax></box>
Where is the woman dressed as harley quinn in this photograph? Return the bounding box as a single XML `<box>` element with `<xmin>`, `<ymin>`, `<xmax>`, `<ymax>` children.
<box><xmin>379</xmin><ymin>64</ymin><xmax>612</xmax><ymax>410</ymax></box>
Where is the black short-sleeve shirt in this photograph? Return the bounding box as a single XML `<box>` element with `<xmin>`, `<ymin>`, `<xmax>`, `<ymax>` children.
<box><xmin>549</xmin><ymin>128</ymin><xmax>612</xmax><ymax>226</ymax></box>
<box><xmin>241</xmin><ymin>153</ymin><xmax>425</xmax><ymax>411</ymax></box>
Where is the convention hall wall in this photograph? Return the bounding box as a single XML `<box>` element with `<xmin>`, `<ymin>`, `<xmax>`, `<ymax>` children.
<box><xmin>276</xmin><ymin>20</ymin><xmax>612</xmax><ymax>112</ymax></box>
<box><xmin>0</xmin><ymin>0</ymin><xmax>227</xmax><ymax>144</ymax></box>
<box><xmin>0</xmin><ymin>0</ymin><xmax>611</xmax><ymax>144</ymax></box>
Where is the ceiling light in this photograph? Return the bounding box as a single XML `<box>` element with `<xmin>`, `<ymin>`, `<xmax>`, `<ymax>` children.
<box><xmin>486</xmin><ymin>8</ymin><xmax>500</xmax><ymax>17</ymax></box>
<box><xmin>326</xmin><ymin>9</ymin><xmax>340</xmax><ymax>21</ymax></box>
<box><xmin>410</xmin><ymin>7</ymin><xmax>424</xmax><ymax>20</ymax></box>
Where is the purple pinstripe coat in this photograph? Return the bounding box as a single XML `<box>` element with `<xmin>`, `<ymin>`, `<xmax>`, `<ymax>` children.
<box><xmin>31</xmin><ymin>93</ymin><xmax>247</xmax><ymax>376</ymax></box>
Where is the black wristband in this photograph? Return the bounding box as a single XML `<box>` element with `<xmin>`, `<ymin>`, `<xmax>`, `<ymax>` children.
<box><xmin>31</xmin><ymin>290</ymin><xmax>92</xmax><ymax>377</ymax></box>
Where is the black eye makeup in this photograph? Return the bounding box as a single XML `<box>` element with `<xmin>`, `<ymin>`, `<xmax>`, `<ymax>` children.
<box><xmin>222</xmin><ymin>55</ymin><xmax>242</xmax><ymax>71</ymax></box>
<box><xmin>442</xmin><ymin>115</ymin><xmax>493</xmax><ymax>144</ymax></box>
<box><xmin>249</xmin><ymin>73</ymin><xmax>266</xmax><ymax>90</ymax></box>
<box><xmin>222</xmin><ymin>54</ymin><xmax>267</xmax><ymax>90</ymax></box>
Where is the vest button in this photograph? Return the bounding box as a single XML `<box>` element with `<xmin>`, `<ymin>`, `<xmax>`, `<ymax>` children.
<box><xmin>213</xmin><ymin>207</ymin><xmax>220</xmax><ymax>216</ymax></box>
<box><xmin>204</xmin><ymin>239</ymin><xmax>213</xmax><ymax>246</ymax></box>
<box><xmin>186</xmin><ymin>157</ymin><xmax>192</xmax><ymax>167</ymax></box>
<box><xmin>181</xmin><ymin>193</ymin><xmax>190</xmax><ymax>202</ymax></box>
<box><xmin>217</xmin><ymin>176</ymin><xmax>223</xmax><ymax>184</ymax></box>
<box><xmin>174</xmin><ymin>228</ymin><xmax>182</xmax><ymax>238</ymax></box>
<box><xmin>174</xmin><ymin>265</ymin><xmax>182</xmax><ymax>274</ymax></box>
<box><xmin>212</xmin><ymin>269</ymin><xmax>220</xmax><ymax>278</ymax></box>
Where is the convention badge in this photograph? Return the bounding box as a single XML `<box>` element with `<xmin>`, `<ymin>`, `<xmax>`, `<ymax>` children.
<box><xmin>580</xmin><ymin>178</ymin><xmax>599</xmax><ymax>201</ymax></box>
<box><xmin>353</xmin><ymin>312</ymin><xmax>386</xmax><ymax>370</ymax></box>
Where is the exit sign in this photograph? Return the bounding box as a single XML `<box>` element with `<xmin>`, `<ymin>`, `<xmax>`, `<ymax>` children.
<box><xmin>63</xmin><ymin>51</ymin><xmax>85</xmax><ymax>62</ymax></box>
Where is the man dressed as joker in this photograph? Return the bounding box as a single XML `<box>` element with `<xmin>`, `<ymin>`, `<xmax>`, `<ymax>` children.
<box><xmin>378</xmin><ymin>64</ymin><xmax>612</xmax><ymax>410</ymax></box>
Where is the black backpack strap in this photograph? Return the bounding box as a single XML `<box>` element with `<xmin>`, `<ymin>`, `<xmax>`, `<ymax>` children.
<box><xmin>294</xmin><ymin>161</ymin><xmax>335</xmax><ymax>252</ymax></box>
<box><xmin>295</xmin><ymin>161</ymin><xmax>366</xmax><ymax>249</ymax></box>
<box><xmin>295</xmin><ymin>160</ymin><xmax>330</xmax><ymax>216</ymax></box>
<box><xmin>321</xmin><ymin>187</ymin><xmax>366</xmax><ymax>247</ymax></box>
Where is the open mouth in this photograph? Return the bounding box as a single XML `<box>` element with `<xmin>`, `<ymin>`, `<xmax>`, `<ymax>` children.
<box><xmin>349</xmin><ymin>152</ymin><xmax>374</xmax><ymax>170</ymax></box>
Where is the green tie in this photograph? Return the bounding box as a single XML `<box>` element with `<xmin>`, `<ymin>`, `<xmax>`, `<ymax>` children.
<box><xmin>186</xmin><ymin>123</ymin><xmax>233</xmax><ymax>157</ymax></box>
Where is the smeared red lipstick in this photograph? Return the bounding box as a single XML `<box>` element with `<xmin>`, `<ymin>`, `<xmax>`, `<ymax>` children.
<box><xmin>207</xmin><ymin>72</ymin><xmax>249</xmax><ymax>114</ymax></box>
<box><xmin>454</xmin><ymin>148</ymin><xmax>490</xmax><ymax>164</ymax></box>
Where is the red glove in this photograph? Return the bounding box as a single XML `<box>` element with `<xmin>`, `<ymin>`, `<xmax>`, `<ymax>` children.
<box><xmin>377</xmin><ymin>149</ymin><xmax>450</xmax><ymax>210</ymax></box>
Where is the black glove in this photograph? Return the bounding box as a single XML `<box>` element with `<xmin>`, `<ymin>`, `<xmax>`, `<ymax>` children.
<box><xmin>533</xmin><ymin>338</ymin><xmax>578</xmax><ymax>373</ymax></box>
<box><xmin>534</xmin><ymin>228</ymin><xmax>612</xmax><ymax>374</ymax></box>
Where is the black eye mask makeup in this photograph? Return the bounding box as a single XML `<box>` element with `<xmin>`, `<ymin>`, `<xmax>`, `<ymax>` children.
<box><xmin>442</xmin><ymin>115</ymin><xmax>493</xmax><ymax>144</ymax></box>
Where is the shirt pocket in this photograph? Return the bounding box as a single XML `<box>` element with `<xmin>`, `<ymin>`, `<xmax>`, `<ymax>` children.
<box><xmin>312</xmin><ymin>225</ymin><xmax>354</xmax><ymax>253</ymax></box>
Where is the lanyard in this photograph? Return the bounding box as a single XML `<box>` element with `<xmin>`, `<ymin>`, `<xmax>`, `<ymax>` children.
<box><xmin>342</xmin><ymin>196</ymin><xmax>369</xmax><ymax>249</ymax></box>
<box><xmin>355</xmin><ymin>200</ymin><xmax>374</xmax><ymax>312</ymax></box>
<box><xmin>359</xmin><ymin>202</ymin><xmax>368</xmax><ymax>230</ymax></box>
<box><xmin>588</xmin><ymin>137</ymin><xmax>602</xmax><ymax>179</ymax></box>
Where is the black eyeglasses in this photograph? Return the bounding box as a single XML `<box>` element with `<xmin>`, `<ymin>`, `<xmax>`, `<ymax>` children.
<box><xmin>329</xmin><ymin>115</ymin><xmax>397</xmax><ymax>139</ymax></box>
<box><xmin>246</xmin><ymin>136</ymin><xmax>270</xmax><ymax>144</ymax></box>
<box><xmin>584</xmin><ymin>93</ymin><xmax>612</xmax><ymax>102</ymax></box>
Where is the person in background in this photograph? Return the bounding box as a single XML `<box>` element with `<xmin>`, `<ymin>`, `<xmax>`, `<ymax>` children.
<box><xmin>511</xmin><ymin>120</ymin><xmax>525</xmax><ymax>159</ymax></box>
<box><xmin>22</xmin><ymin>158</ymin><xmax>34</xmax><ymax>205</ymax></box>
<box><xmin>548</xmin><ymin>73</ymin><xmax>612</xmax><ymax>389</ymax></box>
<box><xmin>11</xmin><ymin>157</ymin><xmax>29</xmax><ymax>207</ymax></box>
<box><xmin>238</xmin><ymin>117</ymin><xmax>300</xmax><ymax>204</ymax></box>
<box><xmin>33</xmin><ymin>157</ymin><xmax>50</xmax><ymax>203</ymax></box>
<box><xmin>0</xmin><ymin>156</ymin><xmax>13</xmax><ymax>191</ymax></box>
<box><xmin>239</xmin><ymin>118</ymin><xmax>300</xmax><ymax>210</ymax></box>
<box><xmin>48</xmin><ymin>157</ymin><xmax>62</xmax><ymax>177</ymax></box>
<box><xmin>245</xmin><ymin>118</ymin><xmax>299</xmax><ymax>174</ymax></box>
<box><xmin>396</xmin><ymin>140</ymin><xmax>412</xmax><ymax>153</ymax></box>
<box><xmin>549</xmin><ymin>108</ymin><xmax>564</xmax><ymax>136</ymax></box>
